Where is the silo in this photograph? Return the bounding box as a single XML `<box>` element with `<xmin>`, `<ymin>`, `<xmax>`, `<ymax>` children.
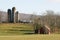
<box><xmin>7</xmin><ymin>9</ymin><xmax>12</xmax><ymax>23</ymax></box>
<box><xmin>0</xmin><ymin>13</ymin><xmax>1</xmax><ymax>23</ymax></box>
<box><xmin>15</xmin><ymin>11</ymin><xmax>18</xmax><ymax>23</ymax></box>
<box><xmin>12</xmin><ymin>7</ymin><xmax>16</xmax><ymax>23</ymax></box>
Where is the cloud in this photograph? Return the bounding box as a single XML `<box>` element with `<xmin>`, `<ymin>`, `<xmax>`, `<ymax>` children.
<box><xmin>48</xmin><ymin>0</ymin><xmax>60</xmax><ymax>3</ymax></box>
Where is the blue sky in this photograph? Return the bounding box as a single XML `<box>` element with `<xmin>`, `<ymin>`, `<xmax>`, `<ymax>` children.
<box><xmin>0</xmin><ymin>0</ymin><xmax>60</xmax><ymax>14</ymax></box>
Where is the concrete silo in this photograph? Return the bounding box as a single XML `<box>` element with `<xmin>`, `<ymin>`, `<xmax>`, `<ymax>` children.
<box><xmin>15</xmin><ymin>11</ymin><xmax>18</xmax><ymax>23</ymax></box>
<box><xmin>7</xmin><ymin>9</ymin><xmax>12</xmax><ymax>23</ymax></box>
<box><xmin>12</xmin><ymin>7</ymin><xmax>16</xmax><ymax>23</ymax></box>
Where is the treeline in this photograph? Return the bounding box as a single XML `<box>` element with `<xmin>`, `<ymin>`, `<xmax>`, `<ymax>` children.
<box><xmin>31</xmin><ymin>10</ymin><xmax>60</xmax><ymax>33</ymax></box>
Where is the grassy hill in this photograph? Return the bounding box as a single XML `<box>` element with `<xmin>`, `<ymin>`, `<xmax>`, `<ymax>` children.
<box><xmin>0</xmin><ymin>23</ymin><xmax>34</xmax><ymax>35</ymax></box>
<box><xmin>0</xmin><ymin>23</ymin><xmax>60</xmax><ymax>40</ymax></box>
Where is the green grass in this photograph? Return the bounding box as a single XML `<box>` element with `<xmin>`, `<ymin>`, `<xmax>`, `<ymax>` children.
<box><xmin>0</xmin><ymin>23</ymin><xmax>60</xmax><ymax>40</ymax></box>
<box><xmin>0</xmin><ymin>23</ymin><xmax>34</xmax><ymax>35</ymax></box>
<box><xmin>0</xmin><ymin>34</ymin><xmax>60</xmax><ymax>40</ymax></box>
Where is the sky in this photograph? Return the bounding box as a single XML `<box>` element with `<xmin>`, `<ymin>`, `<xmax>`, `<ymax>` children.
<box><xmin>0</xmin><ymin>0</ymin><xmax>60</xmax><ymax>15</ymax></box>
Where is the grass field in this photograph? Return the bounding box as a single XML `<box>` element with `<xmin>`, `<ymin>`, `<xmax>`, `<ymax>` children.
<box><xmin>0</xmin><ymin>23</ymin><xmax>60</xmax><ymax>40</ymax></box>
<box><xmin>0</xmin><ymin>23</ymin><xmax>34</xmax><ymax>35</ymax></box>
<box><xmin>0</xmin><ymin>34</ymin><xmax>60</xmax><ymax>40</ymax></box>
